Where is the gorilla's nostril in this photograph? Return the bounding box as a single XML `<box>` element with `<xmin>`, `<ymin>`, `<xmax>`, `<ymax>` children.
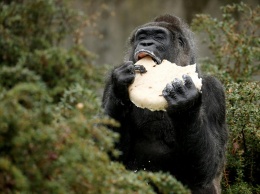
<box><xmin>140</xmin><ymin>41</ymin><xmax>153</xmax><ymax>47</ymax></box>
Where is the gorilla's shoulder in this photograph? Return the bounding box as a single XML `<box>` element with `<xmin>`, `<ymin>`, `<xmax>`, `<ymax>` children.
<box><xmin>201</xmin><ymin>75</ymin><xmax>225</xmax><ymax>98</ymax></box>
<box><xmin>201</xmin><ymin>75</ymin><xmax>224</xmax><ymax>88</ymax></box>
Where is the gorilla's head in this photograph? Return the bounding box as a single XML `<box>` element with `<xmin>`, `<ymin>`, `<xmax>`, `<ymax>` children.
<box><xmin>127</xmin><ymin>14</ymin><xmax>196</xmax><ymax>67</ymax></box>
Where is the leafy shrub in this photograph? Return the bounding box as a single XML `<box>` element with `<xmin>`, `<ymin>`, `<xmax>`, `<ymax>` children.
<box><xmin>192</xmin><ymin>2</ymin><xmax>260</xmax><ymax>82</ymax></box>
<box><xmin>0</xmin><ymin>1</ymin><xmax>189</xmax><ymax>193</ymax></box>
<box><xmin>192</xmin><ymin>2</ymin><xmax>260</xmax><ymax>193</ymax></box>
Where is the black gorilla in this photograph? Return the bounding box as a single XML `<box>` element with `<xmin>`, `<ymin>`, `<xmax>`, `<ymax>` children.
<box><xmin>102</xmin><ymin>14</ymin><xmax>228</xmax><ymax>194</ymax></box>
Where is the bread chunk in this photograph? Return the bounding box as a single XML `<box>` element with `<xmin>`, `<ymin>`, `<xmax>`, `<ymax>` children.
<box><xmin>129</xmin><ymin>57</ymin><xmax>202</xmax><ymax>111</ymax></box>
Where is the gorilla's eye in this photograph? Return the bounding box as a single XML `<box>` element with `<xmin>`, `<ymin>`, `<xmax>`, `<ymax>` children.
<box><xmin>155</xmin><ymin>34</ymin><xmax>164</xmax><ymax>40</ymax></box>
<box><xmin>137</xmin><ymin>34</ymin><xmax>147</xmax><ymax>41</ymax></box>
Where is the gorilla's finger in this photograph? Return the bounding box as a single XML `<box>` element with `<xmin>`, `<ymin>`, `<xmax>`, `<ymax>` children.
<box><xmin>162</xmin><ymin>90</ymin><xmax>176</xmax><ymax>103</ymax></box>
<box><xmin>127</xmin><ymin>64</ymin><xmax>135</xmax><ymax>74</ymax></box>
<box><xmin>165</xmin><ymin>83</ymin><xmax>173</xmax><ymax>93</ymax></box>
<box><xmin>134</xmin><ymin>65</ymin><xmax>147</xmax><ymax>74</ymax></box>
<box><xmin>172</xmin><ymin>78</ymin><xmax>185</xmax><ymax>95</ymax></box>
<box><xmin>163</xmin><ymin>83</ymin><xmax>177</xmax><ymax>99</ymax></box>
<box><xmin>183</xmin><ymin>74</ymin><xmax>195</xmax><ymax>89</ymax></box>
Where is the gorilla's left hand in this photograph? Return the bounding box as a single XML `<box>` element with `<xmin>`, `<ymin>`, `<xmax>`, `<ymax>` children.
<box><xmin>162</xmin><ymin>74</ymin><xmax>201</xmax><ymax>113</ymax></box>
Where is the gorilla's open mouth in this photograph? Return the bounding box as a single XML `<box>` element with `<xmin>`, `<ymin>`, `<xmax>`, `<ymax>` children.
<box><xmin>134</xmin><ymin>49</ymin><xmax>162</xmax><ymax>64</ymax></box>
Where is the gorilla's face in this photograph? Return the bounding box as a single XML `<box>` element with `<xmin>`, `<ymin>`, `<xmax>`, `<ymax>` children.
<box><xmin>128</xmin><ymin>24</ymin><xmax>195</xmax><ymax>67</ymax></box>
<box><xmin>131</xmin><ymin>26</ymin><xmax>173</xmax><ymax>64</ymax></box>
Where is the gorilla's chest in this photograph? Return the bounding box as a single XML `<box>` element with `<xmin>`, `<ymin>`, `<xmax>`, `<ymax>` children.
<box><xmin>130</xmin><ymin>107</ymin><xmax>174</xmax><ymax>138</ymax></box>
<box><xmin>126</xmin><ymin>107</ymin><xmax>176</xmax><ymax>170</ymax></box>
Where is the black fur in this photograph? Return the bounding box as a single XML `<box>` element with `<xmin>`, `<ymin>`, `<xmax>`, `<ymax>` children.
<box><xmin>102</xmin><ymin>14</ymin><xmax>228</xmax><ymax>194</ymax></box>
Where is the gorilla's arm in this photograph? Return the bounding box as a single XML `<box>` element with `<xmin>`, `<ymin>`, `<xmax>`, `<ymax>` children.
<box><xmin>165</xmin><ymin>75</ymin><xmax>227</xmax><ymax>186</ymax></box>
<box><xmin>102</xmin><ymin>62</ymin><xmax>135</xmax><ymax>121</ymax></box>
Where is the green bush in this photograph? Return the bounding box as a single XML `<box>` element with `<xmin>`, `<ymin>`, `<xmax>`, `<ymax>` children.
<box><xmin>0</xmin><ymin>1</ymin><xmax>190</xmax><ymax>193</ymax></box>
<box><xmin>192</xmin><ymin>2</ymin><xmax>259</xmax><ymax>82</ymax></box>
<box><xmin>192</xmin><ymin>2</ymin><xmax>260</xmax><ymax>193</ymax></box>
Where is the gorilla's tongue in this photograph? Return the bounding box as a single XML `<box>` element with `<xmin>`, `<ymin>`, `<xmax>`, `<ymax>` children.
<box><xmin>138</xmin><ymin>52</ymin><xmax>149</xmax><ymax>59</ymax></box>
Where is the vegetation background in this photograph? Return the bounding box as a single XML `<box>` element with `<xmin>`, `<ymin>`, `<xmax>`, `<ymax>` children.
<box><xmin>0</xmin><ymin>0</ymin><xmax>259</xmax><ymax>193</ymax></box>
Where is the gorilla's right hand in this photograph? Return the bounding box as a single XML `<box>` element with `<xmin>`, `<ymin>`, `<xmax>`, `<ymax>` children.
<box><xmin>112</xmin><ymin>61</ymin><xmax>135</xmax><ymax>103</ymax></box>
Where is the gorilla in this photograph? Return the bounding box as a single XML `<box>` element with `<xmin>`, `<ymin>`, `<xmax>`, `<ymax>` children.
<box><xmin>102</xmin><ymin>14</ymin><xmax>228</xmax><ymax>194</ymax></box>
